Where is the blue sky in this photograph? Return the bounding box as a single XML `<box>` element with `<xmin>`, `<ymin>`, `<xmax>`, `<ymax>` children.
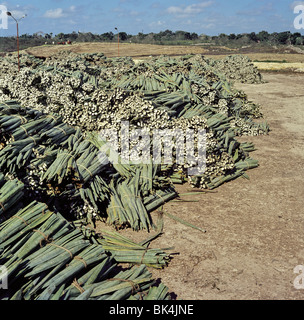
<box><xmin>0</xmin><ymin>0</ymin><xmax>303</xmax><ymax>36</ymax></box>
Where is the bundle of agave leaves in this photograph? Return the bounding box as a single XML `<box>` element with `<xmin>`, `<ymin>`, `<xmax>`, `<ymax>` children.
<box><xmin>0</xmin><ymin>101</ymin><xmax>178</xmax><ymax>231</ymax></box>
<box><xmin>186</xmin><ymin>54</ymin><xmax>264</xmax><ymax>84</ymax></box>
<box><xmin>0</xmin><ymin>51</ymin><xmax>268</xmax><ymax>189</ymax></box>
<box><xmin>0</xmin><ymin>50</ymin><xmax>269</xmax><ymax>222</ymax></box>
<box><xmin>0</xmin><ymin>51</ymin><xmax>266</xmax><ymax>135</ymax></box>
<box><xmin>0</xmin><ymin>181</ymin><xmax>172</xmax><ymax>300</ymax></box>
<box><xmin>0</xmin><ymin>99</ymin><xmax>261</xmax><ymax>227</ymax></box>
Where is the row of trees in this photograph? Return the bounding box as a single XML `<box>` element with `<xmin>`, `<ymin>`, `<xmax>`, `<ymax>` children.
<box><xmin>36</xmin><ymin>30</ymin><xmax>200</xmax><ymax>43</ymax></box>
<box><xmin>1</xmin><ymin>30</ymin><xmax>303</xmax><ymax>53</ymax></box>
<box><xmin>216</xmin><ymin>31</ymin><xmax>304</xmax><ymax>46</ymax></box>
<box><xmin>0</xmin><ymin>36</ymin><xmax>46</xmax><ymax>53</ymax></box>
<box><xmin>51</xmin><ymin>30</ymin><xmax>304</xmax><ymax>46</ymax></box>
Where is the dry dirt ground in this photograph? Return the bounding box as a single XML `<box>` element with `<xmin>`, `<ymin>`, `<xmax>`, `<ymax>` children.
<box><xmin>25</xmin><ymin>41</ymin><xmax>304</xmax><ymax>62</ymax></box>
<box><xmin>26</xmin><ymin>42</ymin><xmax>304</xmax><ymax>73</ymax></box>
<box><xmin>253</xmin><ymin>62</ymin><xmax>304</xmax><ymax>73</ymax></box>
<box><xmin>104</xmin><ymin>72</ymin><xmax>304</xmax><ymax>300</ymax></box>
<box><xmin>25</xmin><ymin>42</ymin><xmax>209</xmax><ymax>59</ymax></box>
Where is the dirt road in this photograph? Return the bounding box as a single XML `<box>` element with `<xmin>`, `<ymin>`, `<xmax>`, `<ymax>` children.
<box><xmin>117</xmin><ymin>72</ymin><xmax>304</xmax><ymax>300</ymax></box>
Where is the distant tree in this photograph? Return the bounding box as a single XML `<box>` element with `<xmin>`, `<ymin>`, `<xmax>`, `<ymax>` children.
<box><xmin>56</xmin><ymin>33</ymin><xmax>65</xmax><ymax>40</ymax></box>
<box><xmin>101</xmin><ymin>32</ymin><xmax>114</xmax><ymax>41</ymax></box>
<box><xmin>183</xmin><ymin>32</ymin><xmax>191</xmax><ymax>40</ymax></box>
<box><xmin>162</xmin><ymin>29</ymin><xmax>174</xmax><ymax>37</ymax></box>
<box><xmin>190</xmin><ymin>32</ymin><xmax>198</xmax><ymax>40</ymax></box>
<box><xmin>153</xmin><ymin>33</ymin><xmax>161</xmax><ymax>42</ymax></box>
<box><xmin>137</xmin><ymin>32</ymin><xmax>146</xmax><ymax>40</ymax></box>
<box><xmin>199</xmin><ymin>34</ymin><xmax>210</xmax><ymax>41</ymax></box>
<box><xmin>277</xmin><ymin>31</ymin><xmax>291</xmax><ymax>44</ymax></box>
<box><xmin>68</xmin><ymin>31</ymin><xmax>78</xmax><ymax>41</ymax></box>
<box><xmin>248</xmin><ymin>32</ymin><xmax>258</xmax><ymax>42</ymax></box>
<box><xmin>86</xmin><ymin>32</ymin><xmax>95</xmax><ymax>41</ymax></box>
<box><xmin>233</xmin><ymin>33</ymin><xmax>251</xmax><ymax>45</ymax></box>
<box><xmin>269</xmin><ymin>32</ymin><xmax>279</xmax><ymax>44</ymax></box>
<box><xmin>77</xmin><ymin>32</ymin><xmax>95</xmax><ymax>42</ymax></box>
<box><xmin>290</xmin><ymin>32</ymin><xmax>302</xmax><ymax>45</ymax></box>
<box><xmin>157</xmin><ymin>30</ymin><xmax>174</xmax><ymax>41</ymax></box>
<box><xmin>175</xmin><ymin>30</ymin><xmax>186</xmax><ymax>40</ymax></box>
<box><xmin>20</xmin><ymin>34</ymin><xmax>32</xmax><ymax>39</ymax></box>
<box><xmin>118</xmin><ymin>32</ymin><xmax>128</xmax><ymax>41</ymax></box>
<box><xmin>145</xmin><ymin>33</ymin><xmax>156</xmax><ymax>43</ymax></box>
<box><xmin>257</xmin><ymin>31</ymin><xmax>269</xmax><ymax>42</ymax></box>
<box><xmin>293</xmin><ymin>32</ymin><xmax>302</xmax><ymax>38</ymax></box>
<box><xmin>228</xmin><ymin>33</ymin><xmax>236</xmax><ymax>40</ymax></box>
<box><xmin>217</xmin><ymin>33</ymin><xmax>228</xmax><ymax>44</ymax></box>
<box><xmin>295</xmin><ymin>37</ymin><xmax>304</xmax><ymax>45</ymax></box>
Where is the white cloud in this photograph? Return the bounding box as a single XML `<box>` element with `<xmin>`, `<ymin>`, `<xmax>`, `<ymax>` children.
<box><xmin>44</xmin><ymin>8</ymin><xmax>65</xmax><ymax>19</ymax></box>
<box><xmin>43</xmin><ymin>6</ymin><xmax>79</xmax><ymax>19</ymax></box>
<box><xmin>166</xmin><ymin>1</ymin><xmax>213</xmax><ymax>17</ymax></box>
<box><xmin>149</xmin><ymin>20</ymin><xmax>165</xmax><ymax>27</ymax></box>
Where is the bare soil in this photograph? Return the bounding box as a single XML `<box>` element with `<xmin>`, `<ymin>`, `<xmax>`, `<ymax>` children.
<box><xmin>253</xmin><ymin>62</ymin><xmax>304</xmax><ymax>73</ymax></box>
<box><xmin>100</xmin><ymin>72</ymin><xmax>304</xmax><ymax>300</ymax></box>
<box><xmin>25</xmin><ymin>42</ymin><xmax>304</xmax><ymax>63</ymax></box>
<box><xmin>25</xmin><ymin>42</ymin><xmax>209</xmax><ymax>59</ymax></box>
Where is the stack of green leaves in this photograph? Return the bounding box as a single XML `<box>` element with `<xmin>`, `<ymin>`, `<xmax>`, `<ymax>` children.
<box><xmin>0</xmin><ymin>199</ymin><xmax>171</xmax><ymax>300</ymax></box>
<box><xmin>96</xmin><ymin>228</ymin><xmax>171</xmax><ymax>269</ymax></box>
<box><xmin>64</xmin><ymin>264</ymin><xmax>156</xmax><ymax>300</ymax></box>
<box><xmin>0</xmin><ymin>179</ymin><xmax>24</xmax><ymax>223</ymax></box>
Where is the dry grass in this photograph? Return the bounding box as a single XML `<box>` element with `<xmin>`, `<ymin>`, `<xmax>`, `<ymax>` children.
<box><xmin>25</xmin><ymin>42</ymin><xmax>210</xmax><ymax>59</ymax></box>
<box><xmin>253</xmin><ymin>62</ymin><xmax>304</xmax><ymax>72</ymax></box>
<box><xmin>203</xmin><ymin>52</ymin><xmax>304</xmax><ymax>63</ymax></box>
<box><xmin>24</xmin><ymin>42</ymin><xmax>304</xmax><ymax>72</ymax></box>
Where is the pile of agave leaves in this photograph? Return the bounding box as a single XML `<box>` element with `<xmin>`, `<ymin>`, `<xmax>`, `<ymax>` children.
<box><xmin>0</xmin><ymin>51</ymin><xmax>269</xmax><ymax>300</ymax></box>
